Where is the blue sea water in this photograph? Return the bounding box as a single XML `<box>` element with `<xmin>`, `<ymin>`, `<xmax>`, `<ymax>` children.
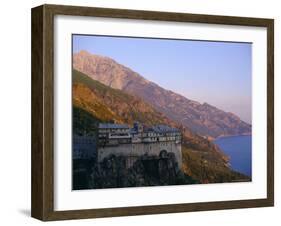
<box><xmin>214</xmin><ymin>135</ymin><xmax>252</xmax><ymax>177</ymax></box>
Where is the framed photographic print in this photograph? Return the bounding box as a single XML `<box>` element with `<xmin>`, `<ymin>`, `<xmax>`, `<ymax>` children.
<box><xmin>31</xmin><ymin>4</ymin><xmax>274</xmax><ymax>221</ymax></box>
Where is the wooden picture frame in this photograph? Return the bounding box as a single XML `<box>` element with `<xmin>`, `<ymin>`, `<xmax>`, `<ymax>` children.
<box><xmin>31</xmin><ymin>4</ymin><xmax>274</xmax><ymax>221</ymax></box>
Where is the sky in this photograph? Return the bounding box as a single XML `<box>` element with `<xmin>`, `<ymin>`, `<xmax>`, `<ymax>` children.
<box><xmin>73</xmin><ymin>35</ymin><xmax>252</xmax><ymax>124</ymax></box>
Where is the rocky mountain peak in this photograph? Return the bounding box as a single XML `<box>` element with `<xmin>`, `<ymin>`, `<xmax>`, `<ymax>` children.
<box><xmin>73</xmin><ymin>51</ymin><xmax>251</xmax><ymax>138</ymax></box>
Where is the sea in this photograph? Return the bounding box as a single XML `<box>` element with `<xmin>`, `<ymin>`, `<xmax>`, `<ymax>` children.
<box><xmin>214</xmin><ymin>135</ymin><xmax>252</xmax><ymax>177</ymax></box>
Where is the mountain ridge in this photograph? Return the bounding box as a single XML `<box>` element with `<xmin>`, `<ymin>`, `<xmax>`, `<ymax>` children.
<box><xmin>73</xmin><ymin>50</ymin><xmax>251</xmax><ymax>139</ymax></box>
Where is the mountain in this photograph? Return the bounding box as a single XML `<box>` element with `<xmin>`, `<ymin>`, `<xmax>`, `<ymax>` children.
<box><xmin>73</xmin><ymin>69</ymin><xmax>178</xmax><ymax>128</ymax></box>
<box><xmin>73</xmin><ymin>69</ymin><xmax>249</xmax><ymax>184</ymax></box>
<box><xmin>73</xmin><ymin>50</ymin><xmax>251</xmax><ymax>139</ymax></box>
<box><xmin>73</xmin><ymin>69</ymin><xmax>217</xmax><ymax>151</ymax></box>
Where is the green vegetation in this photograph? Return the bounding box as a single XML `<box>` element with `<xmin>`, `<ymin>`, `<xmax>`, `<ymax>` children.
<box><xmin>73</xmin><ymin>69</ymin><xmax>172</xmax><ymax>127</ymax></box>
<box><xmin>73</xmin><ymin>106</ymin><xmax>100</xmax><ymax>136</ymax></box>
<box><xmin>182</xmin><ymin>146</ymin><xmax>249</xmax><ymax>183</ymax></box>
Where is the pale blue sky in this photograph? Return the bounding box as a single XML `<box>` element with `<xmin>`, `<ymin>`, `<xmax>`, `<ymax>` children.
<box><xmin>73</xmin><ymin>35</ymin><xmax>252</xmax><ymax>124</ymax></box>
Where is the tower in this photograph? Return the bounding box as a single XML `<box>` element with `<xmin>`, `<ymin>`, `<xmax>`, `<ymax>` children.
<box><xmin>133</xmin><ymin>122</ymin><xmax>143</xmax><ymax>133</ymax></box>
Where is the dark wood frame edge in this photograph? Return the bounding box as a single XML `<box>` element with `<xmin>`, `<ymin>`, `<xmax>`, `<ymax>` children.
<box><xmin>31</xmin><ymin>4</ymin><xmax>274</xmax><ymax>221</ymax></box>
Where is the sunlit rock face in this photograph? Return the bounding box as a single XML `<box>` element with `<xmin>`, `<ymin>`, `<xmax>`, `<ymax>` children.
<box><xmin>73</xmin><ymin>51</ymin><xmax>251</xmax><ymax>139</ymax></box>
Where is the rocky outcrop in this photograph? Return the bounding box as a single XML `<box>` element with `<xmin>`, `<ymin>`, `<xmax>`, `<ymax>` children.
<box><xmin>85</xmin><ymin>153</ymin><xmax>197</xmax><ymax>189</ymax></box>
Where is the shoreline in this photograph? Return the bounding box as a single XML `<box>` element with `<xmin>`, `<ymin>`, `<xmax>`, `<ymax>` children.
<box><xmin>214</xmin><ymin>134</ymin><xmax>252</xmax><ymax>177</ymax></box>
<box><xmin>214</xmin><ymin>133</ymin><xmax>252</xmax><ymax>141</ymax></box>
